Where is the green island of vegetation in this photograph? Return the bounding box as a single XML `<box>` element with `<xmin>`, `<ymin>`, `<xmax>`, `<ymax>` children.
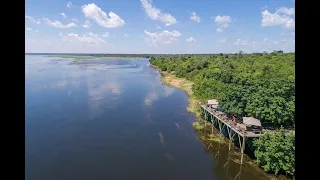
<box><xmin>149</xmin><ymin>51</ymin><xmax>295</xmax><ymax>178</ymax></box>
<box><xmin>47</xmin><ymin>55</ymin><xmax>95</xmax><ymax>61</ymax></box>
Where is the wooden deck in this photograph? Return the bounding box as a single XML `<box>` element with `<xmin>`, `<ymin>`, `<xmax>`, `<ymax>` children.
<box><xmin>200</xmin><ymin>104</ymin><xmax>263</xmax><ymax>137</ymax></box>
<box><xmin>200</xmin><ymin>104</ymin><xmax>264</xmax><ymax>163</ymax></box>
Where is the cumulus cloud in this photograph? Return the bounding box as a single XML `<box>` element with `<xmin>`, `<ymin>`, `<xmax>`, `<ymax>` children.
<box><xmin>83</xmin><ymin>20</ymin><xmax>92</xmax><ymax>28</ymax></box>
<box><xmin>276</xmin><ymin>7</ymin><xmax>295</xmax><ymax>16</ymax></box>
<box><xmin>61</xmin><ymin>32</ymin><xmax>106</xmax><ymax>44</ymax></box>
<box><xmin>214</xmin><ymin>15</ymin><xmax>232</xmax><ymax>32</ymax></box>
<box><xmin>186</xmin><ymin>37</ymin><xmax>196</xmax><ymax>42</ymax></box>
<box><xmin>124</xmin><ymin>33</ymin><xmax>129</xmax><ymax>37</ymax></box>
<box><xmin>43</xmin><ymin>18</ymin><xmax>77</xmax><ymax>28</ymax></box>
<box><xmin>26</xmin><ymin>27</ymin><xmax>32</xmax><ymax>31</ymax></box>
<box><xmin>156</xmin><ymin>24</ymin><xmax>161</xmax><ymax>29</ymax></box>
<box><xmin>190</xmin><ymin>12</ymin><xmax>200</xmax><ymax>23</ymax></box>
<box><xmin>82</xmin><ymin>3</ymin><xmax>125</xmax><ymax>28</ymax></box>
<box><xmin>144</xmin><ymin>30</ymin><xmax>181</xmax><ymax>45</ymax></box>
<box><xmin>71</xmin><ymin>18</ymin><xmax>78</xmax><ymax>22</ymax></box>
<box><xmin>25</xmin><ymin>15</ymin><xmax>41</xmax><ymax>24</ymax></box>
<box><xmin>141</xmin><ymin>0</ymin><xmax>177</xmax><ymax>26</ymax></box>
<box><xmin>261</xmin><ymin>7</ymin><xmax>295</xmax><ymax>30</ymax></box>
<box><xmin>102</xmin><ymin>32</ymin><xmax>110</xmax><ymax>38</ymax></box>
<box><xmin>60</xmin><ymin>12</ymin><xmax>66</xmax><ymax>18</ymax></box>
<box><xmin>233</xmin><ymin>39</ymin><xmax>249</xmax><ymax>46</ymax></box>
<box><xmin>67</xmin><ymin>1</ymin><xmax>72</xmax><ymax>8</ymax></box>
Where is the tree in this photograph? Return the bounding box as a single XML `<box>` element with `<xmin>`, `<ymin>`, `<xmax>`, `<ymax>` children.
<box><xmin>253</xmin><ymin>129</ymin><xmax>295</xmax><ymax>175</ymax></box>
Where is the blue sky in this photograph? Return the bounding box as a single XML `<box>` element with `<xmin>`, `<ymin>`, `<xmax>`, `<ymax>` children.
<box><xmin>25</xmin><ymin>0</ymin><xmax>295</xmax><ymax>54</ymax></box>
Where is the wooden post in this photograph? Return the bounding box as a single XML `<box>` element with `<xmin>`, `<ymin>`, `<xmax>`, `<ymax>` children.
<box><xmin>212</xmin><ymin>123</ymin><xmax>214</xmax><ymax>134</ymax></box>
<box><xmin>227</xmin><ymin>127</ymin><xmax>231</xmax><ymax>151</ymax></box>
<box><xmin>240</xmin><ymin>136</ymin><xmax>246</xmax><ymax>164</ymax></box>
<box><xmin>238</xmin><ymin>134</ymin><xmax>242</xmax><ymax>151</ymax></box>
<box><xmin>204</xmin><ymin>110</ymin><xmax>207</xmax><ymax>128</ymax></box>
<box><xmin>218</xmin><ymin>120</ymin><xmax>222</xmax><ymax>133</ymax></box>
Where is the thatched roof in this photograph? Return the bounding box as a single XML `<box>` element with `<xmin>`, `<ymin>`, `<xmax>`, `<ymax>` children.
<box><xmin>208</xmin><ymin>99</ymin><xmax>219</xmax><ymax>105</ymax></box>
<box><xmin>243</xmin><ymin>117</ymin><xmax>261</xmax><ymax>127</ymax></box>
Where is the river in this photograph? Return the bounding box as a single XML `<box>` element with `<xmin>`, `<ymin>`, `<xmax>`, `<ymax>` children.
<box><xmin>25</xmin><ymin>55</ymin><xmax>269</xmax><ymax>180</ymax></box>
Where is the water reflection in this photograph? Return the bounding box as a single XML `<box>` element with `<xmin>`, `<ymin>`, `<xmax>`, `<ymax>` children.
<box><xmin>194</xmin><ymin>121</ymin><xmax>271</xmax><ymax>180</ymax></box>
<box><xmin>144</xmin><ymin>89</ymin><xmax>158</xmax><ymax>106</ymax></box>
<box><xmin>144</xmin><ymin>86</ymin><xmax>175</xmax><ymax>106</ymax></box>
<box><xmin>26</xmin><ymin>55</ymin><xmax>270</xmax><ymax>180</ymax></box>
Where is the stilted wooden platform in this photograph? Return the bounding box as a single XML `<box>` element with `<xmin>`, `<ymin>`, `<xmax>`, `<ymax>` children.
<box><xmin>200</xmin><ymin>104</ymin><xmax>264</xmax><ymax>164</ymax></box>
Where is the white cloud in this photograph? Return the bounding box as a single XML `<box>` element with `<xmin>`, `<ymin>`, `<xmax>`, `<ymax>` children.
<box><xmin>186</xmin><ymin>37</ymin><xmax>196</xmax><ymax>42</ymax></box>
<box><xmin>217</xmin><ymin>27</ymin><xmax>223</xmax><ymax>32</ymax></box>
<box><xmin>35</xmin><ymin>30</ymin><xmax>39</xmax><ymax>33</ymax></box>
<box><xmin>25</xmin><ymin>15</ymin><xmax>41</xmax><ymax>24</ymax></box>
<box><xmin>141</xmin><ymin>0</ymin><xmax>177</xmax><ymax>26</ymax></box>
<box><xmin>261</xmin><ymin>8</ymin><xmax>295</xmax><ymax>30</ymax></box>
<box><xmin>67</xmin><ymin>1</ymin><xmax>72</xmax><ymax>8</ymax></box>
<box><xmin>144</xmin><ymin>30</ymin><xmax>181</xmax><ymax>45</ymax></box>
<box><xmin>26</xmin><ymin>27</ymin><xmax>32</xmax><ymax>31</ymax></box>
<box><xmin>214</xmin><ymin>15</ymin><xmax>232</xmax><ymax>24</ymax></box>
<box><xmin>276</xmin><ymin>7</ymin><xmax>295</xmax><ymax>16</ymax></box>
<box><xmin>233</xmin><ymin>39</ymin><xmax>249</xmax><ymax>46</ymax></box>
<box><xmin>83</xmin><ymin>20</ymin><xmax>92</xmax><ymax>28</ymax></box>
<box><xmin>190</xmin><ymin>12</ymin><xmax>200</xmax><ymax>23</ymax></box>
<box><xmin>43</xmin><ymin>18</ymin><xmax>77</xmax><ymax>28</ymax></box>
<box><xmin>82</xmin><ymin>3</ymin><xmax>125</xmax><ymax>28</ymax></box>
<box><xmin>241</xmin><ymin>40</ymin><xmax>248</xmax><ymax>45</ymax></box>
<box><xmin>61</xmin><ymin>32</ymin><xmax>106</xmax><ymax>44</ymax></box>
<box><xmin>59</xmin><ymin>32</ymin><xmax>63</xmax><ymax>37</ymax></box>
<box><xmin>102</xmin><ymin>32</ymin><xmax>110</xmax><ymax>38</ymax></box>
<box><xmin>156</xmin><ymin>24</ymin><xmax>161</xmax><ymax>29</ymax></box>
<box><xmin>214</xmin><ymin>15</ymin><xmax>232</xmax><ymax>32</ymax></box>
<box><xmin>60</xmin><ymin>12</ymin><xmax>66</xmax><ymax>18</ymax></box>
<box><xmin>72</xmin><ymin>18</ymin><xmax>78</xmax><ymax>22</ymax></box>
<box><xmin>217</xmin><ymin>38</ymin><xmax>226</xmax><ymax>43</ymax></box>
<box><xmin>124</xmin><ymin>33</ymin><xmax>129</xmax><ymax>37</ymax></box>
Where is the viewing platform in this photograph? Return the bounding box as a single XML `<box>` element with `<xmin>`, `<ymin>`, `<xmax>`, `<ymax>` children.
<box><xmin>199</xmin><ymin>100</ymin><xmax>265</xmax><ymax>164</ymax></box>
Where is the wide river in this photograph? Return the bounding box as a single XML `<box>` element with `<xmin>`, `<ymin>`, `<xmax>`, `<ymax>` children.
<box><xmin>25</xmin><ymin>55</ymin><xmax>269</xmax><ymax>180</ymax></box>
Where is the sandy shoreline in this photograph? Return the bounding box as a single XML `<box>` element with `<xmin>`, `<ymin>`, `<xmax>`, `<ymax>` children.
<box><xmin>148</xmin><ymin>63</ymin><xmax>201</xmax><ymax>117</ymax></box>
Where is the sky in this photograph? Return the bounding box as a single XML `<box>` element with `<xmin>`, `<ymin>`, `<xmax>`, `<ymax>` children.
<box><xmin>25</xmin><ymin>0</ymin><xmax>295</xmax><ymax>54</ymax></box>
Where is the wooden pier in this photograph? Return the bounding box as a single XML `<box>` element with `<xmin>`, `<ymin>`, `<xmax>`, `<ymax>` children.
<box><xmin>200</xmin><ymin>104</ymin><xmax>264</xmax><ymax>164</ymax></box>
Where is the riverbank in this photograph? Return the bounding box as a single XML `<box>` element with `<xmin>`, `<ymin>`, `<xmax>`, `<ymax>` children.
<box><xmin>149</xmin><ymin>64</ymin><xmax>201</xmax><ymax>117</ymax></box>
<box><xmin>149</xmin><ymin>63</ymin><xmax>288</xmax><ymax>180</ymax></box>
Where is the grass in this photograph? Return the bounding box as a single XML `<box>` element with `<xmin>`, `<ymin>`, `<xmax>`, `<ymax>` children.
<box><xmin>192</xmin><ymin>121</ymin><xmax>205</xmax><ymax>130</ymax></box>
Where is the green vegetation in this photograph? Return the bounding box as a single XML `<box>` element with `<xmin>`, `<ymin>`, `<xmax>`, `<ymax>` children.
<box><xmin>63</xmin><ymin>56</ymin><xmax>94</xmax><ymax>60</ymax></box>
<box><xmin>253</xmin><ymin>129</ymin><xmax>295</xmax><ymax>176</ymax></box>
<box><xmin>149</xmin><ymin>52</ymin><xmax>295</xmax><ymax>129</ymax></box>
<box><xmin>48</xmin><ymin>55</ymin><xmax>95</xmax><ymax>60</ymax></box>
<box><xmin>150</xmin><ymin>52</ymin><xmax>295</xmax><ymax>177</ymax></box>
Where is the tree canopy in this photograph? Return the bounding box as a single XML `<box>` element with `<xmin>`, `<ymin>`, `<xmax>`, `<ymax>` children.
<box><xmin>253</xmin><ymin>129</ymin><xmax>295</xmax><ymax>175</ymax></box>
<box><xmin>149</xmin><ymin>52</ymin><xmax>295</xmax><ymax>128</ymax></box>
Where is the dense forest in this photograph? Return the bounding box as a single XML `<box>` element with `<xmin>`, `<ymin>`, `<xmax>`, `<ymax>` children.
<box><xmin>149</xmin><ymin>51</ymin><xmax>295</xmax><ymax>129</ymax></box>
<box><xmin>149</xmin><ymin>51</ymin><xmax>295</xmax><ymax>176</ymax></box>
